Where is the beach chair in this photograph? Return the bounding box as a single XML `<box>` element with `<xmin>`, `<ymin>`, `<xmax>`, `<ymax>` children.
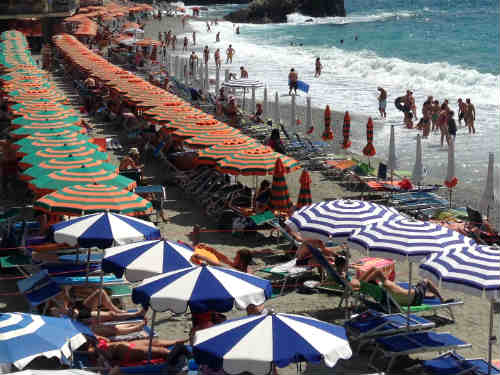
<box><xmin>17</xmin><ymin>270</ymin><xmax>63</xmax><ymax>312</ymax></box>
<box><xmin>359</xmin><ymin>281</ymin><xmax>463</xmax><ymax>322</ymax></box>
<box><xmin>419</xmin><ymin>351</ymin><xmax>500</xmax><ymax>375</ymax></box>
<box><xmin>368</xmin><ymin>331</ymin><xmax>471</xmax><ymax>373</ymax></box>
<box><xmin>257</xmin><ymin>258</ymin><xmax>315</xmax><ymax>296</ymax></box>
<box><xmin>345</xmin><ymin>309</ymin><xmax>435</xmax><ymax>354</ymax></box>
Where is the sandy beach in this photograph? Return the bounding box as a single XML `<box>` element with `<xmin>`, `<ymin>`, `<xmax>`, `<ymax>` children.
<box><xmin>0</xmin><ymin>10</ymin><xmax>497</xmax><ymax>375</ymax></box>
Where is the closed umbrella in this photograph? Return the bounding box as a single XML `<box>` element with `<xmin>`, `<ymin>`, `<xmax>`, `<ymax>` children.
<box><xmin>296</xmin><ymin>169</ymin><xmax>312</xmax><ymax>209</ymax></box>
<box><xmin>192</xmin><ymin>312</ymin><xmax>352</xmax><ymax>375</ymax></box>
<box><xmin>270</xmin><ymin>158</ymin><xmax>292</xmax><ymax>211</ymax></box>
<box><xmin>197</xmin><ymin>137</ymin><xmax>259</xmax><ymax>165</ymax></box>
<box><xmin>34</xmin><ymin>184</ymin><xmax>153</xmax><ymax>217</ymax></box>
<box><xmin>342</xmin><ymin>111</ymin><xmax>352</xmax><ymax>149</ymax></box>
<box><xmin>102</xmin><ymin>239</ymin><xmax>195</xmax><ymax>282</ymax></box>
<box><xmin>362</xmin><ymin>117</ymin><xmax>376</xmax><ymax>158</ymax></box>
<box><xmin>387</xmin><ymin>125</ymin><xmax>398</xmax><ymax>182</ymax></box>
<box><xmin>273</xmin><ymin>92</ymin><xmax>280</xmax><ymax>125</ymax></box>
<box><xmin>322</xmin><ymin>105</ymin><xmax>333</xmax><ymax>141</ymax></box>
<box><xmin>479</xmin><ymin>152</ymin><xmax>495</xmax><ymax>218</ymax></box>
<box><xmin>444</xmin><ymin>139</ymin><xmax>458</xmax><ymax>208</ymax></box>
<box><xmin>411</xmin><ymin>134</ymin><xmax>423</xmax><ymax>186</ymax></box>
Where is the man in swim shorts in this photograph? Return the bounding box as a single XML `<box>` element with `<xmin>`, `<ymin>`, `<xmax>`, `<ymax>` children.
<box><xmin>240</xmin><ymin>66</ymin><xmax>248</xmax><ymax>78</ymax></box>
<box><xmin>203</xmin><ymin>45</ymin><xmax>209</xmax><ymax>65</ymax></box>
<box><xmin>214</xmin><ymin>48</ymin><xmax>221</xmax><ymax>69</ymax></box>
<box><xmin>457</xmin><ymin>98</ymin><xmax>466</xmax><ymax>126</ymax></box>
<box><xmin>377</xmin><ymin>87</ymin><xmax>387</xmax><ymax>119</ymax></box>
<box><xmin>288</xmin><ymin>68</ymin><xmax>298</xmax><ymax>96</ymax></box>
<box><xmin>465</xmin><ymin>98</ymin><xmax>476</xmax><ymax>134</ymax></box>
<box><xmin>226</xmin><ymin>44</ymin><xmax>235</xmax><ymax>63</ymax></box>
<box><xmin>314</xmin><ymin>57</ymin><xmax>322</xmax><ymax>78</ymax></box>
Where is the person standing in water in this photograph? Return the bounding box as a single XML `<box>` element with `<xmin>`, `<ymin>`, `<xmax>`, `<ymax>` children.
<box><xmin>226</xmin><ymin>44</ymin><xmax>235</xmax><ymax>64</ymax></box>
<box><xmin>240</xmin><ymin>66</ymin><xmax>248</xmax><ymax>78</ymax></box>
<box><xmin>216</xmin><ymin>32</ymin><xmax>220</xmax><ymax>42</ymax></box>
<box><xmin>377</xmin><ymin>87</ymin><xmax>387</xmax><ymax>119</ymax></box>
<box><xmin>203</xmin><ymin>46</ymin><xmax>210</xmax><ymax>65</ymax></box>
<box><xmin>192</xmin><ymin>31</ymin><xmax>196</xmax><ymax>46</ymax></box>
<box><xmin>447</xmin><ymin>110</ymin><xmax>457</xmax><ymax>144</ymax></box>
<box><xmin>214</xmin><ymin>48</ymin><xmax>221</xmax><ymax>69</ymax></box>
<box><xmin>171</xmin><ymin>35</ymin><xmax>176</xmax><ymax>50</ymax></box>
<box><xmin>457</xmin><ymin>98</ymin><xmax>466</xmax><ymax>126</ymax></box>
<box><xmin>314</xmin><ymin>57</ymin><xmax>322</xmax><ymax>78</ymax></box>
<box><xmin>465</xmin><ymin>98</ymin><xmax>476</xmax><ymax>134</ymax></box>
<box><xmin>288</xmin><ymin>68</ymin><xmax>298</xmax><ymax>96</ymax></box>
<box><xmin>183</xmin><ymin>36</ymin><xmax>188</xmax><ymax>51</ymax></box>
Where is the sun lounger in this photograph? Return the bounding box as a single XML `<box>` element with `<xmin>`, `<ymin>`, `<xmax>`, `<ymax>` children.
<box><xmin>52</xmin><ymin>274</ymin><xmax>126</xmax><ymax>285</ymax></box>
<box><xmin>345</xmin><ymin>309</ymin><xmax>435</xmax><ymax>353</ymax></box>
<box><xmin>420</xmin><ymin>351</ymin><xmax>500</xmax><ymax>375</ymax></box>
<box><xmin>257</xmin><ymin>259</ymin><xmax>314</xmax><ymax>296</ymax></box>
<box><xmin>369</xmin><ymin>332</ymin><xmax>471</xmax><ymax>373</ymax></box>
<box><xmin>17</xmin><ymin>270</ymin><xmax>63</xmax><ymax>311</ymax></box>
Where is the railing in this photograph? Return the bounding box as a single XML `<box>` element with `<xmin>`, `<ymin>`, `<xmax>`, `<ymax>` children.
<box><xmin>0</xmin><ymin>0</ymin><xmax>79</xmax><ymax>16</ymax></box>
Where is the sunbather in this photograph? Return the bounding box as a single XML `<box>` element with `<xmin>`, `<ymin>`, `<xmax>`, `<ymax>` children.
<box><xmin>191</xmin><ymin>245</ymin><xmax>254</xmax><ymax>273</ymax></box>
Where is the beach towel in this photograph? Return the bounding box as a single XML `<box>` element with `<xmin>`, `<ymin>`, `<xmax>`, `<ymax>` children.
<box><xmin>297</xmin><ymin>80</ymin><xmax>310</xmax><ymax>93</ymax></box>
<box><xmin>270</xmin><ymin>259</ymin><xmax>311</xmax><ymax>275</ymax></box>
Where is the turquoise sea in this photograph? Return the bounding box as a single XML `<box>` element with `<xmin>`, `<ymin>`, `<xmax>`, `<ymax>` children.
<box><xmin>185</xmin><ymin>0</ymin><xmax>499</xmax><ymax>188</ymax></box>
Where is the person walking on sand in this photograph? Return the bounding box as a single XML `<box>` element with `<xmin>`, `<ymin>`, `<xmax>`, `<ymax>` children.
<box><xmin>431</xmin><ymin>99</ymin><xmax>440</xmax><ymax>132</ymax></box>
<box><xmin>214</xmin><ymin>48</ymin><xmax>221</xmax><ymax>69</ymax></box>
<box><xmin>377</xmin><ymin>87</ymin><xmax>387</xmax><ymax>119</ymax></box>
<box><xmin>189</xmin><ymin>51</ymin><xmax>198</xmax><ymax>76</ymax></box>
<box><xmin>457</xmin><ymin>98</ymin><xmax>466</xmax><ymax>126</ymax></box>
<box><xmin>437</xmin><ymin>103</ymin><xmax>449</xmax><ymax>148</ymax></box>
<box><xmin>183</xmin><ymin>36</ymin><xmax>188</xmax><ymax>51</ymax></box>
<box><xmin>171</xmin><ymin>35</ymin><xmax>176</xmax><ymax>50</ymax></box>
<box><xmin>216</xmin><ymin>32</ymin><xmax>220</xmax><ymax>43</ymax></box>
<box><xmin>226</xmin><ymin>44</ymin><xmax>235</xmax><ymax>64</ymax></box>
<box><xmin>192</xmin><ymin>31</ymin><xmax>196</xmax><ymax>46</ymax></box>
<box><xmin>314</xmin><ymin>57</ymin><xmax>322</xmax><ymax>78</ymax></box>
<box><xmin>206</xmin><ymin>22</ymin><xmax>211</xmax><ymax>32</ymax></box>
<box><xmin>240</xmin><ymin>66</ymin><xmax>248</xmax><ymax>78</ymax></box>
<box><xmin>203</xmin><ymin>46</ymin><xmax>210</xmax><ymax>65</ymax></box>
<box><xmin>465</xmin><ymin>98</ymin><xmax>476</xmax><ymax>134</ymax></box>
<box><xmin>288</xmin><ymin>68</ymin><xmax>298</xmax><ymax>96</ymax></box>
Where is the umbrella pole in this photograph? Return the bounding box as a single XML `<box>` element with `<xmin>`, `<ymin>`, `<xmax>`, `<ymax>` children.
<box><xmin>97</xmin><ymin>269</ymin><xmax>104</xmax><ymax>324</ymax></box>
<box><xmin>407</xmin><ymin>262</ymin><xmax>412</xmax><ymax>331</ymax></box>
<box><xmin>488</xmin><ymin>301</ymin><xmax>494</xmax><ymax>375</ymax></box>
<box><xmin>148</xmin><ymin>310</ymin><xmax>157</xmax><ymax>362</ymax></box>
<box><xmin>449</xmin><ymin>188</ymin><xmax>452</xmax><ymax>209</ymax></box>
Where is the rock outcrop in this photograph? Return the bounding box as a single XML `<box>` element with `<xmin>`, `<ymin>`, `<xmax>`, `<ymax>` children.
<box><xmin>224</xmin><ymin>0</ymin><xmax>345</xmax><ymax>24</ymax></box>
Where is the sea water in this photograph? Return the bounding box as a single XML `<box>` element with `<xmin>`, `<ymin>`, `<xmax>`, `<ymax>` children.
<box><xmin>181</xmin><ymin>0</ymin><xmax>499</xmax><ymax>189</ymax></box>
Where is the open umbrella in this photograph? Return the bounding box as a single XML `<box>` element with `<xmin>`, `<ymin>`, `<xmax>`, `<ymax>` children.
<box><xmin>270</xmin><ymin>158</ymin><xmax>292</xmax><ymax>211</ymax></box>
<box><xmin>342</xmin><ymin>111</ymin><xmax>352</xmax><ymax>149</ymax></box>
<box><xmin>411</xmin><ymin>134</ymin><xmax>423</xmax><ymax>186</ymax></box>
<box><xmin>19</xmin><ymin>145</ymin><xmax>108</xmax><ymax>169</ymax></box>
<box><xmin>14</xmin><ymin>133</ymin><xmax>89</xmax><ymax>150</ymax></box>
<box><xmin>16</xmin><ymin>138</ymin><xmax>92</xmax><ymax>157</ymax></box>
<box><xmin>29</xmin><ymin>166</ymin><xmax>136</xmax><ymax>195</ymax></box>
<box><xmin>34</xmin><ymin>184</ymin><xmax>153</xmax><ymax>217</ymax></box>
<box><xmin>10</xmin><ymin>114</ymin><xmax>81</xmax><ymax>129</ymax></box>
<box><xmin>322</xmin><ymin>105</ymin><xmax>333</xmax><ymax>141</ymax></box>
<box><xmin>197</xmin><ymin>137</ymin><xmax>259</xmax><ymax>165</ymax></box>
<box><xmin>444</xmin><ymin>139</ymin><xmax>458</xmax><ymax>208</ymax></box>
<box><xmin>16</xmin><ymin>370</ymin><xmax>98</xmax><ymax>375</ymax></box>
<box><xmin>10</xmin><ymin>125</ymin><xmax>86</xmax><ymax>139</ymax></box>
<box><xmin>286</xmin><ymin>199</ymin><xmax>401</xmax><ymax>242</ymax></box>
<box><xmin>297</xmin><ymin>169</ymin><xmax>312</xmax><ymax>209</ymax></box>
<box><xmin>50</xmin><ymin>212</ymin><xmax>161</xmax><ymax>248</ymax></box>
<box><xmin>0</xmin><ymin>313</ymin><xmax>92</xmax><ymax>372</ymax></box>
<box><xmin>362</xmin><ymin>117</ymin><xmax>376</xmax><ymax>158</ymax></box>
<box><xmin>183</xmin><ymin>129</ymin><xmax>242</xmax><ymax>148</ymax></box>
<box><xmin>479</xmin><ymin>152</ymin><xmax>496</xmax><ymax>219</ymax></box>
<box><xmin>102</xmin><ymin>239</ymin><xmax>195</xmax><ymax>282</ymax></box>
<box><xmin>420</xmin><ymin>245</ymin><xmax>500</xmax><ymax>374</ymax></box>
<box><xmin>21</xmin><ymin>157</ymin><xmax>115</xmax><ymax>181</ymax></box>
<box><xmin>173</xmin><ymin>122</ymin><xmax>235</xmax><ymax>138</ymax></box>
<box><xmin>192</xmin><ymin>311</ymin><xmax>352</xmax><ymax>375</ymax></box>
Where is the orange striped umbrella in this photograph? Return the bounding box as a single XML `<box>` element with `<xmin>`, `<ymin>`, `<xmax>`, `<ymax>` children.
<box><xmin>216</xmin><ymin>147</ymin><xmax>301</xmax><ymax>176</ymax></box>
<box><xmin>342</xmin><ymin>111</ymin><xmax>352</xmax><ymax>149</ymax></box>
<box><xmin>184</xmin><ymin>129</ymin><xmax>242</xmax><ymax>148</ymax></box>
<box><xmin>322</xmin><ymin>105</ymin><xmax>333</xmax><ymax>141</ymax></box>
<box><xmin>16</xmin><ymin>137</ymin><xmax>92</xmax><ymax>157</ymax></box>
<box><xmin>197</xmin><ymin>137</ymin><xmax>259</xmax><ymax>165</ymax></box>
<box><xmin>173</xmin><ymin>121</ymin><xmax>234</xmax><ymax>138</ymax></box>
<box><xmin>362</xmin><ymin>117</ymin><xmax>376</xmax><ymax>157</ymax></box>
<box><xmin>34</xmin><ymin>184</ymin><xmax>153</xmax><ymax>217</ymax></box>
<box><xmin>19</xmin><ymin>144</ymin><xmax>106</xmax><ymax>169</ymax></box>
<box><xmin>270</xmin><ymin>158</ymin><xmax>292</xmax><ymax>211</ymax></box>
<box><xmin>296</xmin><ymin>169</ymin><xmax>312</xmax><ymax>209</ymax></box>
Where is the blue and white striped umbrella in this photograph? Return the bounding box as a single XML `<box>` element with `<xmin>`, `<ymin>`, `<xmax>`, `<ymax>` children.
<box><xmin>420</xmin><ymin>245</ymin><xmax>500</xmax><ymax>299</ymax></box>
<box><xmin>102</xmin><ymin>240</ymin><xmax>195</xmax><ymax>282</ymax></box>
<box><xmin>285</xmin><ymin>199</ymin><xmax>401</xmax><ymax>241</ymax></box>
<box><xmin>132</xmin><ymin>265</ymin><xmax>272</xmax><ymax>313</ymax></box>
<box><xmin>0</xmin><ymin>313</ymin><xmax>93</xmax><ymax>372</ymax></box>
<box><xmin>192</xmin><ymin>312</ymin><xmax>352</xmax><ymax>375</ymax></box>
<box><xmin>50</xmin><ymin>212</ymin><xmax>161</xmax><ymax>248</ymax></box>
<box><xmin>348</xmin><ymin>217</ymin><xmax>476</xmax><ymax>261</ymax></box>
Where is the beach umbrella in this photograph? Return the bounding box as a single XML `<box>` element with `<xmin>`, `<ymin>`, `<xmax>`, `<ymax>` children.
<box><xmin>50</xmin><ymin>212</ymin><xmax>161</xmax><ymax>248</ymax></box>
<box><xmin>216</xmin><ymin>147</ymin><xmax>300</xmax><ymax>176</ymax></box>
<box><xmin>342</xmin><ymin>111</ymin><xmax>352</xmax><ymax>149</ymax></box>
<box><xmin>306</xmin><ymin>96</ymin><xmax>313</xmax><ymax>134</ymax></box>
<box><xmin>192</xmin><ymin>312</ymin><xmax>352</xmax><ymax>375</ymax></box>
<box><xmin>197</xmin><ymin>137</ymin><xmax>259</xmax><ymax>165</ymax></box>
<box><xmin>102</xmin><ymin>239</ymin><xmax>195</xmax><ymax>282</ymax></box>
<box><xmin>270</xmin><ymin>158</ymin><xmax>292</xmax><ymax>212</ymax></box>
<box><xmin>273</xmin><ymin>92</ymin><xmax>280</xmax><ymax>125</ymax></box>
<box><xmin>296</xmin><ymin>169</ymin><xmax>312</xmax><ymax>209</ymax></box>
<box><xmin>222</xmin><ymin>79</ymin><xmax>264</xmax><ymax>109</ymax></box>
<box><xmin>29</xmin><ymin>166</ymin><xmax>136</xmax><ymax>195</ymax></box>
<box><xmin>286</xmin><ymin>199</ymin><xmax>401</xmax><ymax>242</ymax></box>
<box><xmin>479</xmin><ymin>152</ymin><xmax>496</xmax><ymax>218</ymax></box>
<box><xmin>10</xmin><ymin>114</ymin><xmax>81</xmax><ymax>129</ymax></box>
<box><xmin>290</xmin><ymin>94</ymin><xmax>296</xmax><ymax>132</ymax></box>
<box><xmin>173</xmin><ymin>122</ymin><xmax>235</xmax><ymax>138</ymax></box>
<box><xmin>132</xmin><ymin>264</ymin><xmax>272</xmax><ymax>314</ymax></box>
<box><xmin>34</xmin><ymin>184</ymin><xmax>153</xmax><ymax>217</ymax></box>
<box><xmin>322</xmin><ymin>105</ymin><xmax>333</xmax><ymax>141</ymax></box>
<box><xmin>183</xmin><ymin>129</ymin><xmax>242</xmax><ymax>148</ymax></box>
<box><xmin>263</xmin><ymin>86</ymin><xmax>268</xmax><ymax>119</ymax></box>
<box><xmin>444</xmin><ymin>139</ymin><xmax>458</xmax><ymax>208</ymax></box>
<box><xmin>10</xmin><ymin>125</ymin><xmax>86</xmax><ymax>140</ymax></box>
<box><xmin>16</xmin><ymin>370</ymin><xmax>98</xmax><ymax>375</ymax></box>
<box><xmin>14</xmin><ymin>133</ymin><xmax>88</xmax><ymax>150</ymax></box>
<box><xmin>20</xmin><ymin>157</ymin><xmax>115</xmax><ymax>181</ymax></box>
<box><xmin>362</xmin><ymin>117</ymin><xmax>376</xmax><ymax>157</ymax></box>
<box><xmin>387</xmin><ymin>125</ymin><xmax>398</xmax><ymax>181</ymax></box>
<box><xmin>19</xmin><ymin>145</ymin><xmax>107</xmax><ymax>169</ymax></box>
<box><xmin>420</xmin><ymin>245</ymin><xmax>500</xmax><ymax>374</ymax></box>
<box><xmin>0</xmin><ymin>313</ymin><xmax>92</xmax><ymax>372</ymax></box>
<box><xmin>411</xmin><ymin>134</ymin><xmax>423</xmax><ymax>186</ymax></box>
<box><xmin>16</xmin><ymin>138</ymin><xmax>92</xmax><ymax>157</ymax></box>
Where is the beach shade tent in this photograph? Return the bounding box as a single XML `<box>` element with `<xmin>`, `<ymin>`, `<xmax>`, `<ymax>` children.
<box><xmin>286</xmin><ymin>199</ymin><xmax>402</xmax><ymax>242</ymax></box>
<box><xmin>444</xmin><ymin>139</ymin><xmax>458</xmax><ymax>208</ymax></box>
<box><xmin>270</xmin><ymin>158</ymin><xmax>292</xmax><ymax>211</ymax></box>
<box><xmin>420</xmin><ymin>245</ymin><xmax>500</xmax><ymax>374</ymax></box>
<box><xmin>222</xmin><ymin>79</ymin><xmax>264</xmax><ymax>109</ymax></box>
<box><xmin>10</xmin><ymin>125</ymin><xmax>87</xmax><ymax>140</ymax></box>
<box><xmin>183</xmin><ymin>129</ymin><xmax>242</xmax><ymax>148</ymax></box>
<box><xmin>197</xmin><ymin>137</ymin><xmax>259</xmax><ymax>165</ymax></box>
<box><xmin>50</xmin><ymin>212</ymin><xmax>161</xmax><ymax>248</ymax></box>
<box><xmin>20</xmin><ymin>157</ymin><xmax>115</xmax><ymax>181</ymax></box>
<box><xmin>192</xmin><ymin>312</ymin><xmax>352</xmax><ymax>375</ymax></box>
<box><xmin>34</xmin><ymin>184</ymin><xmax>153</xmax><ymax>217</ymax></box>
<box><xmin>342</xmin><ymin>111</ymin><xmax>352</xmax><ymax>149</ymax></box>
<box><xmin>411</xmin><ymin>134</ymin><xmax>424</xmax><ymax>186</ymax></box>
<box><xmin>479</xmin><ymin>152</ymin><xmax>496</xmax><ymax>218</ymax></box>
<box><xmin>102</xmin><ymin>239</ymin><xmax>195</xmax><ymax>282</ymax></box>
<box><xmin>216</xmin><ymin>147</ymin><xmax>300</xmax><ymax>176</ymax></box>
<box><xmin>28</xmin><ymin>166</ymin><xmax>136</xmax><ymax>196</ymax></box>
<box><xmin>362</xmin><ymin>117</ymin><xmax>376</xmax><ymax>158</ymax></box>
<box><xmin>0</xmin><ymin>312</ymin><xmax>93</xmax><ymax>373</ymax></box>
<box><xmin>387</xmin><ymin>124</ymin><xmax>398</xmax><ymax>181</ymax></box>
<box><xmin>19</xmin><ymin>145</ymin><xmax>108</xmax><ymax>169</ymax></box>
<box><xmin>322</xmin><ymin>105</ymin><xmax>333</xmax><ymax>141</ymax></box>
<box><xmin>296</xmin><ymin>169</ymin><xmax>312</xmax><ymax>209</ymax></box>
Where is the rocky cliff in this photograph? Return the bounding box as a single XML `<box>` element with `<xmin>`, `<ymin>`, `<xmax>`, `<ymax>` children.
<box><xmin>223</xmin><ymin>0</ymin><xmax>345</xmax><ymax>24</ymax></box>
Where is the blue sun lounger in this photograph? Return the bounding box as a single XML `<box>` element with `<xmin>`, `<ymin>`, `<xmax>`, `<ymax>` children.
<box><xmin>369</xmin><ymin>331</ymin><xmax>471</xmax><ymax>373</ymax></box>
<box><xmin>345</xmin><ymin>309</ymin><xmax>435</xmax><ymax>353</ymax></box>
<box><xmin>421</xmin><ymin>351</ymin><xmax>500</xmax><ymax>375</ymax></box>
